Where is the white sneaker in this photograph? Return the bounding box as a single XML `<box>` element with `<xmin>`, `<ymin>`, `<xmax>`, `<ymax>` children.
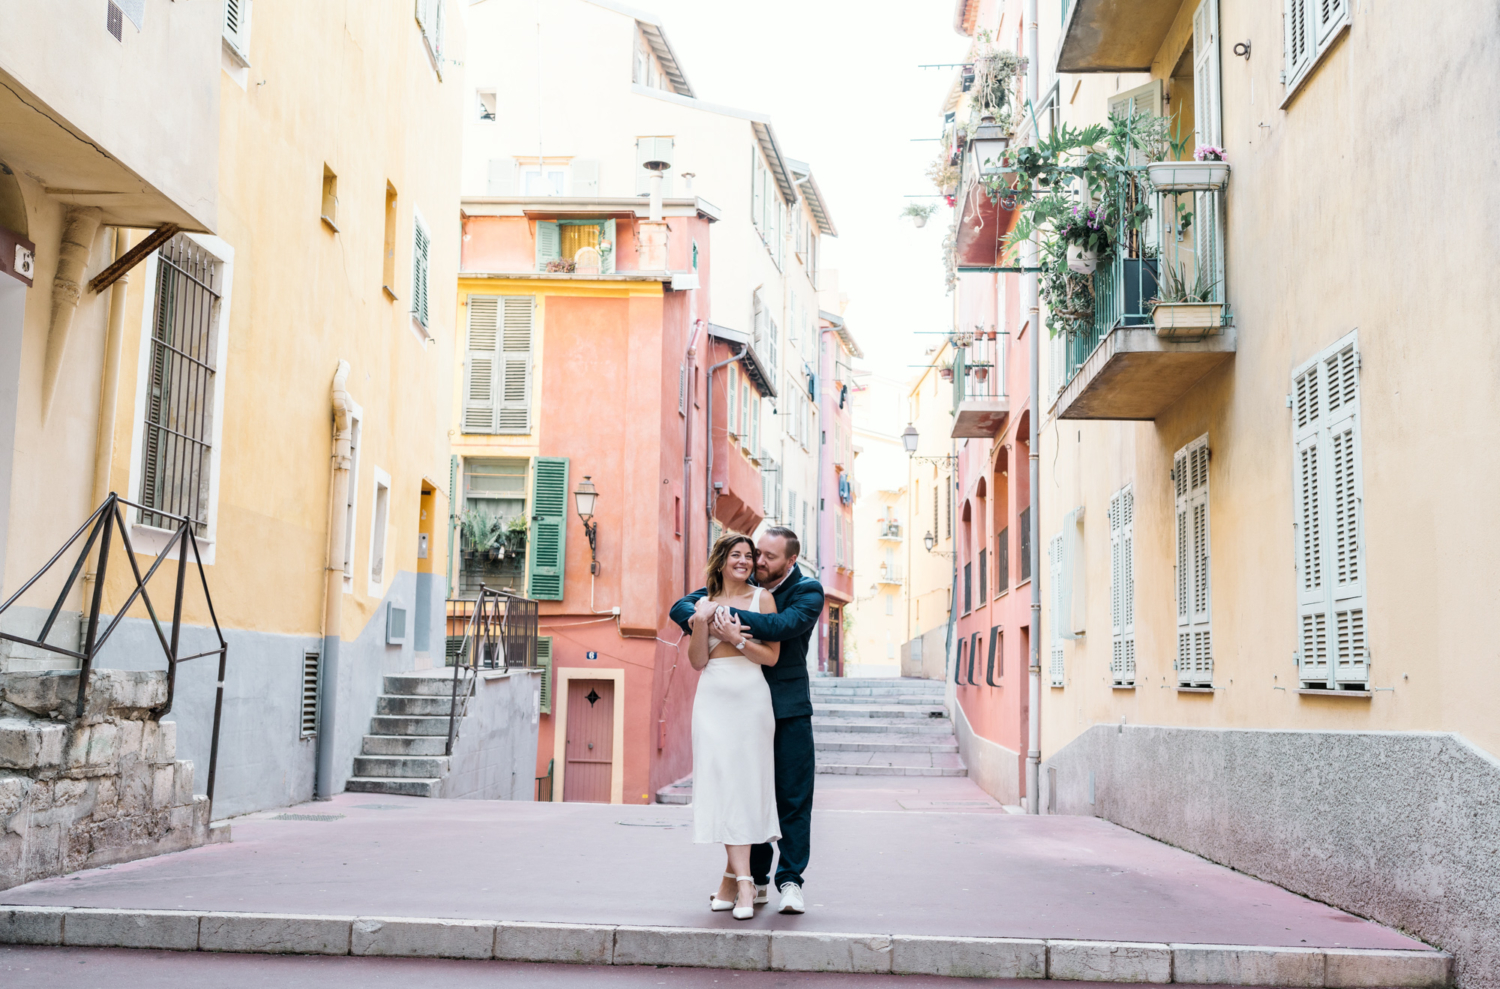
<box><xmin>778</xmin><ymin>882</ymin><xmax>805</xmax><ymax>914</ymax></box>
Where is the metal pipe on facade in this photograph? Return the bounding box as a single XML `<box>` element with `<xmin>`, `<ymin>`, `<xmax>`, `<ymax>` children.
<box><xmin>705</xmin><ymin>345</ymin><xmax>747</xmax><ymax>560</ymax></box>
<box><xmin>316</xmin><ymin>360</ymin><xmax>354</xmax><ymax>800</ymax></box>
<box><xmin>1024</xmin><ymin>0</ymin><xmax>1043</xmax><ymax>815</ymax></box>
<box><xmin>682</xmin><ymin>319</ymin><xmax>705</xmax><ymax>594</ymax></box>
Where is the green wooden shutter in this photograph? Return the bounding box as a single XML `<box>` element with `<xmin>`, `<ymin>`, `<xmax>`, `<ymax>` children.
<box><xmin>528</xmin><ymin>457</ymin><xmax>568</xmax><ymax>600</ymax></box>
<box><xmin>498</xmin><ymin>296</ymin><xmax>533</xmax><ymax>434</ymax></box>
<box><xmin>535</xmin><ymin>636</ymin><xmax>553</xmax><ymax>714</ymax></box>
<box><xmin>413</xmin><ymin>220</ymin><xmax>431</xmax><ymax>326</ymax></box>
<box><xmin>602</xmin><ymin>218</ymin><xmax>616</xmax><ymax>274</ymax></box>
<box><xmin>535</xmin><ymin>221</ymin><xmax>560</xmax><ymax>271</ymax></box>
<box><xmin>463</xmin><ymin>296</ymin><xmax>499</xmax><ymax>433</ymax></box>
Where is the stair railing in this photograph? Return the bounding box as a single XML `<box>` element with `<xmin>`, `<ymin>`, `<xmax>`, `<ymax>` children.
<box><xmin>443</xmin><ymin>586</ymin><xmax>538</xmax><ymax>756</ymax></box>
<box><xmin>0</xmin><ymin>492</ymin><xmax>229</xmax><ymax>807</ymax></box>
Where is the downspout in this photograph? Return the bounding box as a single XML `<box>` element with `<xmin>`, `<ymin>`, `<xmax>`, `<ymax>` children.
<box><xmin>82</xmin><ymin>228</ymin><xmax>131</xmax><ymax>611</ymax></box>
<box><xmin>815</xmin><ymin>329</ymin><xmax>828</xmax><ymax>672</ymax></box>
<box><xmin>704</xmin><ymin>345</ymin><xmax>746</xmax><ymax>561</ymax></box>
<box><xmin>1024</xmin><ymin>0</ymin><xmax>1042</xmax><ymax>815</ymax></box>
<box><xmin>317</xmin><ymin>360</ymin><xmax>354</xmax><ymax>800</ymax></box>
<box><xmin>682</xmin><ymin>318</ymin><xmax>705</xmax><ymax>594</ymax></box>
<box><xmin>41</xmin><ymin>206</ymin><xmax>102</xmax><ymax>423</ymax></box>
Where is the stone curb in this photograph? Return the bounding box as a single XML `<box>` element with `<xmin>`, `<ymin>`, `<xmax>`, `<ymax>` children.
<box><xmin>0</xmin><ymin>906</ymin><xmax>1454</xmax><ymax>984</ymax></box>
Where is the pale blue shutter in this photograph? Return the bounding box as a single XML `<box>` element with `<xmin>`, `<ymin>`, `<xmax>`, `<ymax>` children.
<box><xmin>528</xmin><ymin>457</ymin><xmax>568</xmax><ymax>600</ymax></box>
<box><xmin>535</xmin><ymin>221</ymin><xmax>560</xmax><ymax>271</ymax></box>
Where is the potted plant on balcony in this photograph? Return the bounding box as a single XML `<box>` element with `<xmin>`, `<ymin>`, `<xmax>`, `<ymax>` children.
<box><xmin>973</xmin><ymin>365</ymin><xmax>990</xmax><ymax>382</ymax></box>
<box><xmin>460</xmin><ymin>509</ymin><xmax>503</xmax><ymax>563</ymax></box>
<box><xmin>1149</xmin><ymin>260</ymin><xmax>1222</xmax><ymax>338</ymax></box>
<box><xmin>1058</xmin><ymin>205</ymin><xmax>1111</xmax><ymax>275</ymax></box>
<box><xmin>938</xmin><ymin>361</ymin><xmax>955</xmax><ymax>382</ymax></box>
<box><xmin>504</xmin><ymin>515</ymin><xmax>529</xmax><ymax>556</ymax></box>
<box><xmin>901</xmin><ymin>202</ymin><xmax>939</xmax><ymax>229</ymax></box>
<box><xmin>1146</xmin><ymin>144</ymin><xmax>1230</xmax><ymax>192</ymax></box>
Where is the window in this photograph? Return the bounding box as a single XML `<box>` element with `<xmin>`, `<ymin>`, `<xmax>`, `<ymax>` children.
<box><xmin>320</xmin><ymin>166</ymin><xmax>339</xmax><ymax>231</ymax></box>
<box><xmin>107</xmin><ymin>1</ymin><xmax>123</xmax><ymax>41</ymax></box>
<box><xmin>460</xmin><ymin>458</ymin><xmax>528</xmax><ymax>596</ymax></box>
<box><xmin>1019</xmin><ymin>506</ymin><xmax>1032</xmax><ymax>581</ymax></box>
<box><xmin>368</xmin><ymin>470</ymin><xmax>391</xmax><ymax>596</ymax></box>
<box><xmin>520</xmin><ymin>164</ymin><xmax>567</xmax><ymax>197</ymax></box>
<box><xmin>1109</xmin><ymin>486</ymin><xmax>1136</xmax><ymax>686</ymax></box>
<box><xmin>415</xmin><ymin>0</ymin><xmax>445</xmax><ymax>76</ymax></box>
<box><xmin>727</xmin><ymin>364</ymin><xmax>739</xmax><ymax>437</ymax></box>
<box><xmin>1283</xmin><ymin>0</ymin><xmax>1347</xmax><ymax>96</ymax></box>
<box><xmin>979</xmin><ymin>547</ymin><xmax>988</xmax><ymax>600</ymax></box>
<box><xmin>223</xmin><ymin>0</ymin><xmax>253</xmax><ymax>60</ymax></box>
<box><xmin>963</xmin><ymin>563</ymin><xmax>972</xmax><ymax>614</ymax></box>
<box><xmin>885</xmin><ymin>594</ymin><xmax>894</xmax><ymax>616</ymax></box>
<box><xmin>985</xmin><ymin>627</ymin><xmax>999</xmax><ymax>685</ymax></box>
<box><xmin>535</xmin><ymin>219</ymin><xmax>616</xmax><ymax>273</ymax></box>
<box><xmin>1174</xmin><ymin>435</ymin><xmax>1212</xmax><ymax>686</ymax></box>
<box><xmin>1048</xmin><ymin>534</ymin><xmax>1065</xmax><ymax>686</ymax></box>
<box><xmin>463</xmin><ymin>295</ymin><xmax>534</xmax><ymax>434</ymax></box>
<box><xmin>1292</xmin><ymin>333</ymin><xmax>1366</xmax><ymax>689</ymax></box>
<box><xmin>137</xmin><ymin>236</ymin><xmax>224</xmax><ymax>537</ymax></box>
<box><xmin>996</xmin><ymin>528</ymin><xmax>1009</xmax><ymax>594</ymax></box>
<box><xmin>411</xmin><ymin>210</ymin><xmax>431</xmax><ymax>330</ymax></box>
<box><xmin>636</xmin><ymin>137</ymin><xmax>675</xmax><ymax>196</ymax></box>
<box><xmin>761</xmin><ymin>458</ymin><xmax>781</xmax><ymax>522</ymax></box>
<box><xmin>477</xmin><ymin>90</ymin><xmax>497</xmax><ymax>121</ymax></box>
<box><xmin>382</xmin><ymin>183</ymin><xmax>398</xmax><ymax>298</ymax></box>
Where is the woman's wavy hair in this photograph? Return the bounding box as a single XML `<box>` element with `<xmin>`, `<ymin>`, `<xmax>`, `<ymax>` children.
<box><xmin>706</xmin><ymin>532</ymin><xmax>757</xmax><ymax>599</ymax></box>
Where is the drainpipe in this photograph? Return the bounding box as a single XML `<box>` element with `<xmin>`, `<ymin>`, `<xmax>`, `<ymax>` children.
<box><xmin>682</xmin><ymin>319</ymin><xmax>705</xmax><ymax>594</ymax></box>
<box><xmin>41</xmin><ymin>206</ymin><xmax>103</xmax><ymax>424</ymax></box>
<box><xmin>317</xmin><ymin>360</ymin><xmax>354</xmax><ymax>800</ymax></box>
<box><xmin>1024</xmin><ymin>0</ymin><xmax>1042</xmax><ymax>815</ymax></box>
<box><xmin>705</xmin><ymin>345</ymin><xmax>747</xmax><ymax>560</ymax></box>
<box><xmin>82</xmin><ymin>228</ymin><xmax>131</xmax><ymax>612</ymax></box>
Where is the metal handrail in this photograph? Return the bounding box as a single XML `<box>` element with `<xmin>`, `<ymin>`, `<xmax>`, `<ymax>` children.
<box><xmin>443</xmin><ymin>586</ymin><xmax>538</xmax><ymax>756</ymax></box>
<box><xmin>0</xmin><ymin>492</ymin><xmax>229</xmax><ymax>807</ymax></box>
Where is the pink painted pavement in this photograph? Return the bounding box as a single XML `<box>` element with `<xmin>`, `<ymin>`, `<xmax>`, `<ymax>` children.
<box><xmin>1</xmin><ymin>776</ymin><xmax>1429</xmax><ymax>951</ymax></box>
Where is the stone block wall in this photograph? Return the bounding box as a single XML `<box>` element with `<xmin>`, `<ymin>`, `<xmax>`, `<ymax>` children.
<box><xmin>0</xmin><ymin>670</ymin><xmax>210</xmax><ymax>891</ymax></box>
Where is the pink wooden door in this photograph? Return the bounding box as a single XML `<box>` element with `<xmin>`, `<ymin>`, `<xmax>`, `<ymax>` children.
<box><xmin>563</xmin><ymin>679</ymin><xmax>614</xmax><ymax>803</ymax></box>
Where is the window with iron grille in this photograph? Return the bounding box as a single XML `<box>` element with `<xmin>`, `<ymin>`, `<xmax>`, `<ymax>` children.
<box><xmin>978</xmin><ymin>547</ymin><xmax>987</xmax><ymax>600</ymax></box>
<box><xmin>1018</xmin><ymin>507</ymin><xmax>1032</xmax><ymax>581</ymax></box>
<box><xmin>138</xmin><ymin>235</ymin><xmax>222</xmax><ymax>534</ymax></box>
<box><xmin>963</xmin><ymin>562</ymin><xmax>972</xmax><ymax>614</ymax></box>
<box><xmin>996</xmin><ymin>527</ymin><xmax>1009</xmax><ymax>594</ymax></box>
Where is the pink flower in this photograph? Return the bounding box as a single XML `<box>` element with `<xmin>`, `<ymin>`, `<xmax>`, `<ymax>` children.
<box><xmin>1194</xmin><ymin>144</ymin><xmax>1227</xmax><ymax>162</ymax></box>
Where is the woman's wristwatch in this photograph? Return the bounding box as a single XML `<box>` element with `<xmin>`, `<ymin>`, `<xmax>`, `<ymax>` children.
<box><xmin>733</xmin><ymin>637</ymin><xmax>747</xmax><ymax>652</ymax></box>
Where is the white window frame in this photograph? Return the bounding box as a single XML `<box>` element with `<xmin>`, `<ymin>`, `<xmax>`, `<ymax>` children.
<box><xmin>518</xmin><ymin>163</ymin><xmax>569</xmax><ymax>197</ymax></box>
<box><xmin>416</xmin><ymin>0</ymin><xmax>446</xmax><ymax>79</ymax></box>
<box><xmin>368</xmin><ymin>467</ymin><xmax>392</xmax><ymax>598</ymax></box>
<box><xmin>476</xmin><ymin>89</ymin><xmax>497</xmax><ymax>122</ymax></box>
<box><xmin>222</xmin><ymin>0</ymin><xmax>253</xmax><ymax>68</ymax></box>
<box><xmin>341</xmin><ymin>405</ymin><xmax>363</xmax><ymax>594</ymax></box>
<box><xmin>1282</xmin><ymin>0</ymin><xmax>1349</xmax><ymax>102</ymax></box>
<box><xmin>125</xmin><ymin>234</ymin><xmax>235</xmax><ymax>566</ymax></box>
<box><xmin>1291</xmin><ymin>330</ymin><xmax>1367</xmax><ymax>689</ymax></box>
<box><xmin>1174</xmin><ymin>434</ymin><xmax>1213</xmax><ymax>686</ymax></box>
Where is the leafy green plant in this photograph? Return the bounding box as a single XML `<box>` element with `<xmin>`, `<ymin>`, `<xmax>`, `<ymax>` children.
<box><xmin>460</xmin><ymin>509</ymin><xmax>504</xmax><ymax>553</ymax></box>
<box><xmin>504</xmin><ymin>515</ymin><xmax>529</xmax><ymax>552</ymax></box>
<box><xmin>1150</xmin><ymin>260</ymin><xmax>1219</xmax><ymax>306</ymax></box>
<box><xmin>902</xmin><ymin>202</ymin><xmax>939</xmax><ymax>220</ymax></box>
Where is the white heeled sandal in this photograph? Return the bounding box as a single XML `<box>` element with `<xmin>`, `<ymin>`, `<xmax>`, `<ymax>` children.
<box><xmin>731</xmin><ymin>876</ymin><xmax>756</xmax><ymax>920</ymax></box>
<box><xmin>709</xmin><ymin>872</ymin><xmax>737</xmax><ymax>912</ymax></box>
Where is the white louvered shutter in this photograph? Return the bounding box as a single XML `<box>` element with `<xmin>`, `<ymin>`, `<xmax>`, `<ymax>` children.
<box><xmin>1049</xmin><ymin>534</ymin><xmax>1065</xmax><ymax>686</ymax></box>
<box><xmin>463</xmin><ymin>296</ymin><xmax>499</xmax><ymax>433</ymax></box>
<box><xmin>1110</xmin><ymin>487</ymin><xmax>1136</xmax><ymax>686</ymax></box>
<box><xmin>1284</xmin><ymin>0</ymin><xmax>1313</xmax><ymax>87</ymax></box>
<box><xmin>1293</xmin><ymin>335</ymin><xmax>1365</xmax><ymax>687</ymax></box>
<box><xmin>1175</xmin><ymin>437</ymin><xmax>1212</xmax><ymax>685</ymax></box>
<box><xmin>498</xmin><ymin>296</ymin><xmax>534</xmax><ymax>434</ymax></box>
<box><xmin>412</xmin><ymin>219</ymin><xmax>431</xmax><ymax>327</ymax></box>
<box><xmin>224</xmin><ymin>0</ymin><xmax>252</xmax><ymax>54</ymax></box>
<box><xmin>751</xmin><ymin>150</ymin><xmax>764</xmax><ymax>234</ymax></box>
<box><xmin>1315</xmin><ymin>0</ymin><xmax>1347</xmax><ymax>46</ymax></box>
<box><xmin>1193</xmin><ymin>0</ymin><xmax>1223</xmax><ymax>298</ymax></box>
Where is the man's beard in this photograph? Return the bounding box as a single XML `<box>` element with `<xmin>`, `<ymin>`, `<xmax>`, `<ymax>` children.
<box><xmin>756</xmin><ymin>561</ymin><xmax>787</xmax><ymax>586</ymax></box>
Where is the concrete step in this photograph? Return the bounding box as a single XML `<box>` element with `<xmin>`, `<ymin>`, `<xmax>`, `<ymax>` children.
<box><xmin>368</xmin><ymin>715</ymin><xmax>454</xmax><ymax>736</ymax></box>
<box><xmin>810</xmin><ymin>692</ymin><xmax>947</xmax><ymax>705</ymax></box>
<box><xmin>361</xmin><ymin>734</ymin><xmax>449</xmax><ymax>756</ymax></box>
<box><xmin>816</xmin><ymin>762</ymin><xmax>969</xmax><ymax>777</ymax></box>
<box><xmin>816</xmin><ymin>677</ymin><xmax>945</xmax><ymax>690</ymax></box>
<box><xmin>655</xmin><ymin>774</ymin><xmax>692</xmax><ymax>806</ymax></box>
<box><xmin>383</xmin><ymin>673</ymin><xmax>471</xmax><ymax>697</ymax></box>
<box><xmin>811</xmin><ymin>716</ymin><xmax>954</xmax><ymax>734</ymax></box>
<box><xmin>812</xmin><ymin>703</ymin><xmax>947</xmax><ymax>719</ymax></box>
<box><xmin>344</xmin><ymin>776</ymin><xmax>442</xmax><ymax>797</ymax></box>
<box><xmin>813</xmin><ymin>734</ymin><xmax>960</xmax><ymax>754</ymax></box>
<box><xmin>352</xmin><ymin>755</ymin><xmax>450</xmax><ymax>779</ymax></box>
<box><xmin>376</xmin><ymin>694</ymin><xmax>458</xmax><ymax>717</ymax></box>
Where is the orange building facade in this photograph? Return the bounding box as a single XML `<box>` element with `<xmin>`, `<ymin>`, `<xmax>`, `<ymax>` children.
<box><xmin>453</xmin><ymin>194</ymin><xmax>771</xmax><ymax>804</ymax></box>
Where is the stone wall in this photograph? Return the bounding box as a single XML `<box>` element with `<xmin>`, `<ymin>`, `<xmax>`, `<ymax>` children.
<box><xmin>1041</xmin><ymin>725</ymin><xmax>1500</xmax><ymax>989</ymax></box>
<box><xmin>0</xmin><ymin>670</ymin><xmax>211</xmax><ymax>891</ymax></box>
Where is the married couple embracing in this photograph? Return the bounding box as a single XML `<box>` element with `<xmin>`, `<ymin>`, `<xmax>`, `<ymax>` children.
<box><xmin>670</xmin><ymin>526</ymin><xmax>824</xmax><ymax>921</ymax></box>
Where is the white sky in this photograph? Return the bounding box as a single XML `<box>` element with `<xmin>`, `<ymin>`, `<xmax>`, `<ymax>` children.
<box><xmin>638</xmin><ymin>0</ymin><xmax>969</xmax><ymax>386</ymax></box>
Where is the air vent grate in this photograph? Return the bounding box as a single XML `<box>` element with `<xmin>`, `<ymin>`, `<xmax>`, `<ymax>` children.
<box><xmin>301</xmin><ymin>650</ymin><xmax>320</xmax><ymax>736</ymax></box>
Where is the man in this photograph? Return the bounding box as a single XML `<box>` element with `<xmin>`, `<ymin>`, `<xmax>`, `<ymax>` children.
<box><xmin>670</xmin><ymin>526</ymin><xmax>824</xmax><ymax>915</ymax></box>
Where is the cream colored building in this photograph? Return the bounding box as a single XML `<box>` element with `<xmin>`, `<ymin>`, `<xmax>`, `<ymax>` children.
<box><xmin>1029</xmin><ymin>0</ymin><xmax>1500</xmax><ymax>981</ymax></box>
<box><xmin>899</xmin><ymin>344</ymin><xmax>958</xmax><ymax>680</ymax></box>
<box><xmin>845</xmin><ymin>372</ymin><xmax>909</xmax><ymax>678</ymax></box>
<box><xmin>0</xmin><ymin>0</ymin><xmax>467</xmax><ymax>817</ymax></box>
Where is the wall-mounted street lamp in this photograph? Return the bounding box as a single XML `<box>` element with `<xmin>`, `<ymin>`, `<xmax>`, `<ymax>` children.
<box><xmin>902</xmin><ymin>424</ymin><xmax>957</xmax><ymax>468</ymax></box>
<box><xmin>574</xmin><ymin>475</ymin><xmax>600</xmax><ymax>575</ymax></box>
<box><xmin>923</xmin><ymin>531</ymin><xmax>936</xmax><ymax>553</ymax></box>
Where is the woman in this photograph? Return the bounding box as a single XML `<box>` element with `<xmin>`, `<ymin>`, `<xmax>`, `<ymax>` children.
<box><xmin>688</xmin><ymin>533</ymin><xmax>781</xmax><ymax>920</ymax></box>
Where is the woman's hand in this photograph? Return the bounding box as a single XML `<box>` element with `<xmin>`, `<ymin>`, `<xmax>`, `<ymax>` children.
<box><xmin>710</xmin><ymin>610</ymin><xmax>750</xmax><ymax>646</ymax></box>
<box><xmin>692</xmin><ymin>597</ymin><xmax>717</xmax><ymax>624</ymax></box>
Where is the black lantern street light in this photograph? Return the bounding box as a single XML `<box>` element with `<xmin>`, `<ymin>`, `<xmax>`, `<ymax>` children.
<box><xmin>574</xmin><ymin>475</ymin><xmax>600</xmax><ymax>575</ymax></box>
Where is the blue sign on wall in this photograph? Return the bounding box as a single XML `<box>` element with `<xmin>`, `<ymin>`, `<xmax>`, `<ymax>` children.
<box><xmin>586</xmin><ymin>651</ymin><xmax>598</xmax><ymax>661</ymax></box>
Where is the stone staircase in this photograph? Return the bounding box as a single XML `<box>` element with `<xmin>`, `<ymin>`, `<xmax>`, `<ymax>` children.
<box><xmin>345</xmin><ymin>670</ymin><xmax>469</xmax><ymax>797</ymax></box>
<box><xmin>812</xmin><ymin>677</ymin><xmax>965</xmax><ymax>777</ymax></box>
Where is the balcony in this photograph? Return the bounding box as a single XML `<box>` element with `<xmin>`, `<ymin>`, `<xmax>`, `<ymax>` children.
<box><xmin>876</xmin><ymin>562</ymin><xmax>906</xmax><ymax>585</ymax></box>
<box><xmin>877</xmin><ymin>520</ymin><xmax>903</xmax><ymax>541</ymax></box>
<box><xmin>950</xmin><ymin>332</ymin><xmax>1009</xmax><ymax>438</ymax></box>
<box><xmin>1053</xmin><ymin>178</ymin><xmax>1235</xmax><ymax>421</ymax></box>
<box><xmin>1057</xmin><ymin>0</ymin><xmax>1185</xmax><ymax>73</ymax></box>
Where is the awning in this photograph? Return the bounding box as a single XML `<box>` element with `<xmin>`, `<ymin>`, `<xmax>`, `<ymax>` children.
<box><xmin>1057</xmin><ymin>0</ymin><xmax>1186</xmax><ymax>73</ymax></box>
